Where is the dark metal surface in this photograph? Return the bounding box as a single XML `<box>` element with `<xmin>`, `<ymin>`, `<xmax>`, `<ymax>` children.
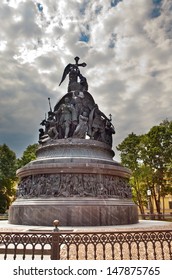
<box><xmin>0</xmin><ymin>229</ymin><xmax>171</xmax><ymax>260</ymax></box>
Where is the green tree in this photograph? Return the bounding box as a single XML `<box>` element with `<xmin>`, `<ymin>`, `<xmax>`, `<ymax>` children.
<box><xmin>17</xmin><ymin>144</ymin><xmax>38</xmax><ymax>169</ymax></box>
<box><xmin>117</xmin><ymin>119</ymin><xmax>172</xmax><ymax>216</ymax></box>
<box><xmin>116</xmin><ymin>132</ymin><xmax>142</xmax><ymax>170</ymax></box>
<box><xmin>0</xmin><ymin>144</ymin><xmax>17</xmax><ymax>213</ymax></box>
<box><xmin>131</xmin><ymin>165</ymin><xmax>154</xmax><ymax>215</ymax></box>
<box><xmin>140</xmin><ymin>119</ymin><xmax>172</xmax><ymax>215</ymax></box>
<box><xmin>117</xmin><ymin>133</ymin><xmax>147</xmax><ymax>215</ymax></box>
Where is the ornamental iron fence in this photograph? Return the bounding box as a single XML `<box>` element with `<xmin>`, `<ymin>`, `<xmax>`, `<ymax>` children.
<box><xmin>0</xmin><ymin>229</ymin><xmax>172</xmax><ymax>260</ymax></box>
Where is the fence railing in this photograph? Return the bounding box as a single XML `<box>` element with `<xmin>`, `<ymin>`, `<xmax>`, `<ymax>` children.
<box><xmin>0</xmin><ymin>229</ymin><xmax>172</xmax><ymax>260</ymax></box>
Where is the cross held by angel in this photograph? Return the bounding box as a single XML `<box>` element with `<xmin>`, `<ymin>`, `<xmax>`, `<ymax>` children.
<box><xmin>59</xmin><ymin>56</ymin><xmax>88</xmax><ymax>92</ymax></box>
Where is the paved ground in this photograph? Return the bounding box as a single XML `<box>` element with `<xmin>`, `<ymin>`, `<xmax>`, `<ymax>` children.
<box><xmin>0</xmin><ymin>219</ymin><xmax>172</xmax><ymax>232</ymax></box>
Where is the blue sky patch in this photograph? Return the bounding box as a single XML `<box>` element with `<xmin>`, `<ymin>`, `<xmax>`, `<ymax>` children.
<box><xmin>152</xmin><ymin>0</ymin><xmax>162</xmax><ymax>4</ymax></box>
<box><xmin>37</xmin><ymin>3</ymin><xmax>43</xmax><ymax>12</ymax></box>
<box><xmin>111</xmin><ymin>0</ymin><xmax>123</xmax><ymax>8</ymax></box>
<box><xmin>151</xmin><ymin>0</ymin><xmax>162</xmax><ymax>18</ymax></box>
<box><xmin>79</xmin><ymin>32</ymin><xmax>89</xmax><ymax>43</ymax></box>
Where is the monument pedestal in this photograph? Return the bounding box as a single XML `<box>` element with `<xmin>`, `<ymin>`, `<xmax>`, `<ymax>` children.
<box><xmin>9</xmin><ymin>198</ymin><xmax>138</xmax><ymax>226</ymax></box>
<box><xmin>9</xmin><ymin>139</ymin><xmax>138</xmax><ymax>226</ymax></box>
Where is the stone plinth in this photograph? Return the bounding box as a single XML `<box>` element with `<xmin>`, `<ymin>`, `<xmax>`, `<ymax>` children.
<box><xmin>9</xmin><ymin>198</ymin><xmax>138</xmax><ymax>226</ymax></box>
<box><xmin>9</xmin><ymin>138</ymin><xmax>138</xmax><ymax>226</ymax></box>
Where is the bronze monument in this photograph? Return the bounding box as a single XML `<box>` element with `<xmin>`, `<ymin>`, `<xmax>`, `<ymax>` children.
<box><xmin>9</xmin><ymin>57</ymin><xmax>138</xmax><ymax>226</ymax></box>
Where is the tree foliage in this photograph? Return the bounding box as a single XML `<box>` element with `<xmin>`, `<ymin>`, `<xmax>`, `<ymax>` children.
<box><xmin>117</xmin><ymin>119</ymin><xmax>172</xmax><ymax>215</ymax></box>
<box><xmin>17</xmin><ymin>144</ymin><xmax>38</xmax><ymax>169</ymax></box>
<box><xmin>0</xmin><ymin>144</ymin><xmax>17</xmax><ymax>213</ymax></box>
<box><xmin>0</xmin><ymin>143</ymin><xmax>38</xmax><ymax>213</ymax></box>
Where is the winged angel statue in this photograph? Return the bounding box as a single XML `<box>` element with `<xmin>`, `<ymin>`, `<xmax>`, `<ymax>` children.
<box><xmin>59</xmin><ymin>56</ymin><xmax>88</xmax><ymax>92</ymax></box>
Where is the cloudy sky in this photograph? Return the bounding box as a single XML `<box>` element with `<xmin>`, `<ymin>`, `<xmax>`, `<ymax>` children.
<box><xmin>0</xmin><ymin>0</ymin><xmax>171</xmax><ymax>161</ymax></box>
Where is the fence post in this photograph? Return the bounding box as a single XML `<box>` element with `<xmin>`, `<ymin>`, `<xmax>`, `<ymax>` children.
<box><xmin>51</xmin><ymin>232</ymin><xmax>60</xmax><ymax>260</ymax></box>
<box><xmin>51</xmin><ymin>220</ymin><xmax>60</xmax><ymax>260</ymax></box>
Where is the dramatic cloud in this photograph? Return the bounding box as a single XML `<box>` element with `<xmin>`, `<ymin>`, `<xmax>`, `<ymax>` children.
<box><xmin>0</xmin><ymin>0</ymin><xmax>171</xmax><ymax>161</ymax></box>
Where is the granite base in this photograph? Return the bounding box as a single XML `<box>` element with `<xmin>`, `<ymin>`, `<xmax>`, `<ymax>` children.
<box><xmin>9</xmin><ymin>198</ymin><xmax>138</xmax><ymax>226</ymax></box>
